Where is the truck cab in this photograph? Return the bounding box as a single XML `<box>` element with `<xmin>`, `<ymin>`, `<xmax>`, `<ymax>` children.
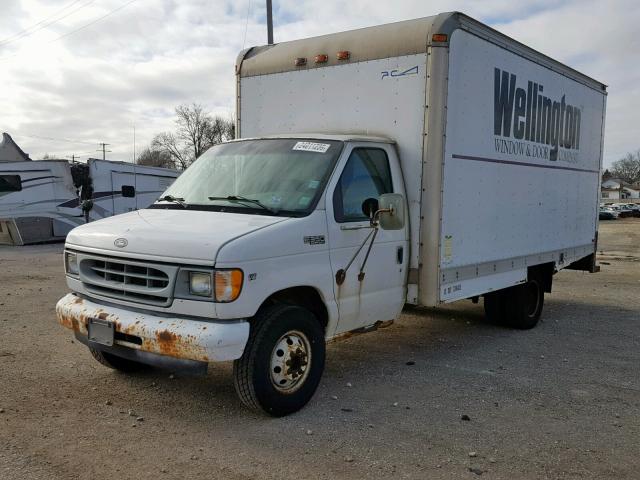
<box><xmin>57</xmin><ymin>135</ymin><xmax>409</xmax><ymax>416</ymax></box>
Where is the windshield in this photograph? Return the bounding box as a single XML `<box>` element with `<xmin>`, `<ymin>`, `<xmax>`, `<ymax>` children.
<box><xmin>153</xmin><ymin>138</ymin><xmax>343</xmax><ymax>216</ymax></box>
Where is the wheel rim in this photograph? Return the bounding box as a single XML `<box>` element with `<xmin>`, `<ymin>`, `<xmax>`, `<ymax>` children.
<box><xmin>270</xmin><ymin>330</ymin><xmax>312</xmax><ymax>393</ymax></box>
<box><xmin>525</xmin><ymin>281</ymin><xmax>541</xmax><ymax>318</ymax></box>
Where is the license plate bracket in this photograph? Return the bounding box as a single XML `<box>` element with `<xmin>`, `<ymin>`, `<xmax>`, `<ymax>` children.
<box><xmin>87</xmin><ymin>318</ymin><xmax>115</xmax><ymax>346</ymax></box>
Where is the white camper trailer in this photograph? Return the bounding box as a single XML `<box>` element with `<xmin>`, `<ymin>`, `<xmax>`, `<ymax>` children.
<box><xmin>0</xmin><ymin>160</ymin><xmax>79</xmax><ymax>244</ymax></box>
<box><xmin>0</xmin><ymin>158</ymin><xmax>179</xmax><ymax>245</ymax></box>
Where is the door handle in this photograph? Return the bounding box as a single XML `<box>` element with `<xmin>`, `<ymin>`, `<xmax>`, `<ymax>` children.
<box><xmin>396</xmin><ymin>246</ymin><xmax>403</xmax><ymax>264</ymax></box>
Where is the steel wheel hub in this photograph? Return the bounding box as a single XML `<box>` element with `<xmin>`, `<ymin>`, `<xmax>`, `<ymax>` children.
<box><xmin>270</xmin><ymin>330</ymin><xmax>311</xmax><ymax>393</ymax></box>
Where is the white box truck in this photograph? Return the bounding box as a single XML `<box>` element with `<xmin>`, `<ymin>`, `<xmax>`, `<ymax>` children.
<box><xmin>56</xmin><ymin>12</ymin><xmax>607</xmax><ymax>416</ymax></box>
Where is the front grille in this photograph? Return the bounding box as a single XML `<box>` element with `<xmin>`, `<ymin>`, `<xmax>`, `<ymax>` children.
<box><xmin>90</xmin><ymin>260</ymin><xmax>169</xmax><ymax>288</ymax></box>
<box><xmin>79</xmin><ymin>255</ymin><xmax>177</xmax><ymax>306</ymax></box>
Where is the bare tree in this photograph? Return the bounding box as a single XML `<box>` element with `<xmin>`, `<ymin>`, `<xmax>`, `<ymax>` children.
<box><xmin>176</xmin><ymin>103</ymin><xmax>211</xmax><ymax>161</ymax></box>
<box><xmin>611</xmin><ymin>150</ymin><xmax>640</xmax><ymax>184</ymax></box>
<box><xmin>204</xmin><ymin>115</ymin><xmax>235</xmax><ymax>146</ymax></box>
<box><xmin>136</xmin><ymin>147</ymin><xmax>175</xmax><ymax>169</ymax></box>
<box><xmin>147</xmin><ymin>104</ymin><xmax>235</xmax><ymax>170</ymax></box>
<box><xmin>151</xmin><ymin>132</ymin><xmax>190</xmax><ymax>170</ymax></box>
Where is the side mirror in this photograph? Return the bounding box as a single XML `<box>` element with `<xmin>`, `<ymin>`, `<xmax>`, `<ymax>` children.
<box><xmin>378</xmin><ymin>193</ymin><xmax>405</xmax><ymax>230</ymax></box>
<box><xmin>121</xmin><ymin>185</ymin><xmax>136</xmax><ymax>198</ymax></box>
<box><xmin>361</xmin><ymin>197</ymin><xmax>379</xmax><ymax>218</ymax></box>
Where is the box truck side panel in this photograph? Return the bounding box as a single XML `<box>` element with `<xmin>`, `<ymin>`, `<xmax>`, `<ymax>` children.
<box><xmin>437</xmin><ymin>30</ymin><xmax>605</xmax><ymax>303</ymax></box>
<box><xmin>240</xmin><ymin>54</ymin><xmax>428</xmax><ymax>274</ymax></box>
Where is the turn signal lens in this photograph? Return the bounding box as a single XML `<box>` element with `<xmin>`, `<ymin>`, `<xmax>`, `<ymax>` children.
<box><xmin>336</xmin><ymin>50</ymin><xmax>350</xmax><ymax>60</ymax></box>
<box><xmin>432</xmin><ymin>33</ymin><xmax>448</xmax><ymax>42</ymax></box>
<box><xmin>214</xmin><ymin>269</ymin><xmax>243</xmax><ymax>302</ymax></box>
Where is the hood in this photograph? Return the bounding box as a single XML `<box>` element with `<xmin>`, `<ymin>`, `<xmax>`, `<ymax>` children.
<box><xmin>65</xmin><ymin>209</ymin><xmax>289</xmax><ymax>264</ymax></box>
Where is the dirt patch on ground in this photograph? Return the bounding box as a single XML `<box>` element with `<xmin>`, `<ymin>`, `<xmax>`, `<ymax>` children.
<box><xmin>0</xmin><ymin>221</ymin><xmax>639</xmax><ymax>479</ymax></box>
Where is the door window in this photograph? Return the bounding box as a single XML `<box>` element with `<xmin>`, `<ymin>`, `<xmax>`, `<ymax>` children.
<box><xmin>333</xmin><ymin>148</ymin><xmax>392</xmax><ymax>222</ymax></box>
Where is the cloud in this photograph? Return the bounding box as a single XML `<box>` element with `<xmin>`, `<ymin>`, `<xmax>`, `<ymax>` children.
<box><xmin>0</xmin><ymin>0</ymin><xmax>636</xmax><ymax>166</ymax></box>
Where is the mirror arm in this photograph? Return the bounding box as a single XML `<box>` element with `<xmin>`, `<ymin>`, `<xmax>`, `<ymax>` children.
<box><xmin>356</xmin><ymin>227</ymin><xmax>379</xmax><ymax>281</ymax></box>
<box><xmin>335</xmin><ymin>228</ymin><xmax>376</xmax><ymax>285</ymax></box>
<box><xmin>369</xmin><ymin>205</ymin><xmax>395</xmax><ymax>227</ymax></box>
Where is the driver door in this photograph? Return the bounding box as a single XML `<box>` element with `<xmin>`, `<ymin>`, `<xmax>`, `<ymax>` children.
<box><xmin>325</xmin><ymin>143</ymin><xmax>408</xmax><ymax>335</ymax></box>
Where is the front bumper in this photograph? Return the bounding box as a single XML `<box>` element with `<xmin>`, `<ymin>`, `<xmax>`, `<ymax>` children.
<box><xmin>56</xmin><ymin>293</ymin><xmax>250</xmax><ymax>365</ymax></box>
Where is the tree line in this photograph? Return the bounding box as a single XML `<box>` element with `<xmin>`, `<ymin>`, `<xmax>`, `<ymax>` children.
<box><xmin>137</xmin><ymin>103</ymin><xmax>234</xmax><ymax>170</ymax></box>
<box><xmin>605</xmin><ymin>150</ymin><xmax>640</xmax><ymax>185</ymax></box>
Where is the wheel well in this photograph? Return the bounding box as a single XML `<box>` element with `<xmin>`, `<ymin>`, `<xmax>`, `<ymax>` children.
<box><xmin>528</xmin><ymin>262</ymin><xmax>554</xmax><ymax>293</ymax></box>
<box><xmin>259</xmin><ymin>287</ymin><xmax>329</xmax><ymax>331</ymax></box>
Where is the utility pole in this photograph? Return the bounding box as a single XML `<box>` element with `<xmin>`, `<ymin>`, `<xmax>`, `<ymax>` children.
<box><xmin>133</xmin><ymin>125</ymin><xmax>136</xmax><ymax>164</ymax></box>
<box><xmin>98</xmin><ymin>142</ymin><xmax>111</xmax><ymax>160</ymax></box>
<box><xmin>266</xmin><ymin>0</ymin><xmax>273</xmax><ymax>44</ymax></box>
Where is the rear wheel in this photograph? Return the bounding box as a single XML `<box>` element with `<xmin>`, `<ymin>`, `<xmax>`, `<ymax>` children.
<box><xmin>484</xmin><ymin>290</ymin><xmax>506</xmax><ymax>325</ymax></box>
<box><xmin>88</xmin><ymin>347</ymin><xmax>148</xmax><ymax>372</ymax></box>
<box><xmin>233</xmin><ymin>304</ymin><xmax>325</xmax><ymax>416</ymax></box>
<box><xmin>502</xmin><ymin>279</ymin><xmax>544</xmax><ymax>330</ymax></box>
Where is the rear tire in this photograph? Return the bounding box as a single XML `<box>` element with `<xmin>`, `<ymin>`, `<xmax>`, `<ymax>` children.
<box><xmin>89</xmin><ymin>347</ymin><xmax>148</xmax><ymax>372</ymax></box>
<box><xmin>233</xmin><ymin>304</ymin><xmax>325</xmax><ymax>417</ymax></box>
<box><xmin>502</xmin><ymin>279</ymin><xmax>545</xmax><ymax>330</ymax></box>
<box><xmin>484</xmin><ymin>290</ymin><xmax>506</xmax><ymax>325</ymax></box>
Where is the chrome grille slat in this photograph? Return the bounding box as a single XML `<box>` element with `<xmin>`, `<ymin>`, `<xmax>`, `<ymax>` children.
<box><xmin>89</xmin><ymin>265</ymin><xmax>168</xmax><ymax>282</ymax></box>
<box><xmin>78</xmin><ymin>255</ymin><xmax>177</xmax><ymax>307</ymax></box>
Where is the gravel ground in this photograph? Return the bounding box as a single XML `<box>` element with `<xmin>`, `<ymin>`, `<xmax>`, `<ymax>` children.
<box><xmin>0</xmin><ymin>219</ymin><xmax>638</xmax><ymax>480</ymax></box>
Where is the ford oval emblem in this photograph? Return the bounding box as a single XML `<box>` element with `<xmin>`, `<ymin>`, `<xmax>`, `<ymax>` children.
<box><xmin>114</xmin><ymin>238</ymin><xmax>128</xmax><ymax>248</ymax></box>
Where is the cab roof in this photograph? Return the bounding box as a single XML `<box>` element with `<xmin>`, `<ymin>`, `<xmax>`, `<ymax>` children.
<box><xmin>228</xmin><ymin>133</ymin><xmax>395</xmax><ymax>144</ymax></box>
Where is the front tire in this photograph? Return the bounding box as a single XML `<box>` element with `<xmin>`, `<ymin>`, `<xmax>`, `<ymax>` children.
<box><xmin>233</xmin><ymin>304</ymin><xmax>325</xmax><ymax>416</ymax></box>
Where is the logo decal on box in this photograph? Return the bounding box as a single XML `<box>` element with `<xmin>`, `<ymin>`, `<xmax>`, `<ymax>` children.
<box><xmin>381</xmin><ymin>65</ymin><xmax>418</xmax><ymax>80</ymax></box>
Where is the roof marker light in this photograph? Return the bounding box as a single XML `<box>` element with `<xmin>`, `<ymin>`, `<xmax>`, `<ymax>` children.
<box><xmin>432</xmin><ymin>33</ymin><xmax>448</xmax><ymax>42</ymax></box>
<box><xmin>315</xmin><ymin>54</ymin><xmax>328</xmax><ymax>63</ymax></box>
<box><xmin>336</xmin><ymin>50</ymin><xmax>350</xmax><ymax>60</ymax></box>
<box><xmin>295</xmin><ymin>57</ymin><xmax>307</xmax><ymax>66</ymax></box>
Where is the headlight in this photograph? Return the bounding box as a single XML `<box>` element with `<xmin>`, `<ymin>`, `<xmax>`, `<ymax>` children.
<box><xmin>189</xmin><ymin>272</ymin><xmax>213</xmax><ymax>297</ymax></box>
<box><xmin>65</xmin><ymin>252</ymin><xmax>79</xmax><ymax>276</ymax></box>
<box><xmin>185</xmin><ymin>269</ymin><xmax>243</xmax><ymax>302</ymax></box>
<box><xmin>214</xmin><ymin>269</ymin><xmax>243</xmax><ymax>302</ymax></box>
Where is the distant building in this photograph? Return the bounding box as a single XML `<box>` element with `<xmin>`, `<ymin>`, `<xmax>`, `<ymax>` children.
<box><xmin>0</xmin><ymin>133</ymin><xmax>30</xmax><ymax>162</ymax></box>
<box><xmin>601</xmin><ymin>178</ymin><xmax>640</xmax><ymax>201</ymax></box>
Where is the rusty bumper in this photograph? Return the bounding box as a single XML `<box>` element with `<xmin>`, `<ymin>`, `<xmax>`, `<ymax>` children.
<box><xmin>56</xmin><ymin>293</ymin><xmax>249</xmax><ymax>363</ymax></box>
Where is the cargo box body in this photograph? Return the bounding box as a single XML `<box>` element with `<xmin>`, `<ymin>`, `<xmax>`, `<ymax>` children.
<box><xmin>237</xmin><ymin>12</ymin><xmax>606</xmax><ymax>307</ymax></box>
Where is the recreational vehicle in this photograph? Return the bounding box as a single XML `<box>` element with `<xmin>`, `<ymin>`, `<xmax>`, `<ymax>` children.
<box><xmin>0</xmin><ymin>158</ymin><xmax>179</xmax><ymax>245</ymax></box>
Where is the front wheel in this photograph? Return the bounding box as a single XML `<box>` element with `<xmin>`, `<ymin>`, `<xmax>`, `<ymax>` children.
<box><xmin>233</xmin><ymin>304</ymin><xmax>325</xmax><ymax>416</ymax></box>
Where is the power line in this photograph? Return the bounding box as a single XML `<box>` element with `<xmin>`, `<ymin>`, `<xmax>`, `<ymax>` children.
<box><xmin>242</xmin><ymin>0</ymin><xmax>252</xmax><ymax>50</ymax></box>
<box><xmin>0</xmin><ymin>0</ymin><xmax>138</xmax><ymax>62</ymax></box>
<box><xmin>40</xmin><ymin>149</ymin><xmax>98</xmax><ymax>157</ymax></box>
<box><xmin>0</xmin><ymin>0</ymin><xmax>98</xmax><ymax>48</ymax></box>
<box><xmin>51</xmin><ymin>0</ymin><xmax>138</xmax><ymax>44</ymax></box>
<box><xmin>15</xmin><ymin>133</ymin><xmax>98</xmax><ymax>146</ymax></box>
<box><xmin>0</xmin><ymin>0</ymin><xmax>83</xmax><ymax>45</ymax></box>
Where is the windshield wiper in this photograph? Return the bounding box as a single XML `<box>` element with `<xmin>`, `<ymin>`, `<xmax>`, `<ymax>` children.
<box><xmin>208</xmin><ymin>195</ymin><xmax>277</xmax><ymax>214</ymax></box>
<box><xmin>158</xmin><ymin>195</ymin><xmax>186</xmax><ymax>208</ymax></box>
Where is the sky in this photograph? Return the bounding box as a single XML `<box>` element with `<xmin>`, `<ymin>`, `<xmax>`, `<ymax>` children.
<box><xmin>0</xmin><ymin>0</ymin><xmax>637</xmax><ymax>167</ymax></box>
